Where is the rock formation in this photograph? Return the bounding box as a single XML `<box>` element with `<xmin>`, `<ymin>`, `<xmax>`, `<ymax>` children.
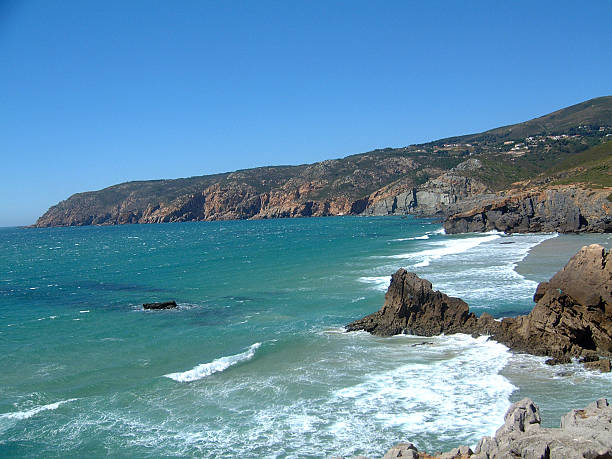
<box><xmin>143</xmin><ymin>301</ymin><xmax>178</xmax><ymax>310</ymax></box>
<box><xmin>347</xmin><ymin>244</ymin><xmax>612</xmax><ymax>368</ymax></box>
<box><xmin>443</xmin><ymin>186</ymin><xmax>612</xmax><ymax>234</ymax></box>
<box><xmin>373</xmin><ymin>398</ymin><xmax>612</xmax><ymax>459</ymax></box>
<box><xmin>362</xmin><ymin>160</ymin><xmax>490</xmax><ymax>217</ymax></box>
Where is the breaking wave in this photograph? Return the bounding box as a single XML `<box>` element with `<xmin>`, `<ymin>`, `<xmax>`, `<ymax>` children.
<box><xmin>164</xmin><ymin>343</ymin><xmax>261</xmax><ymax>382</ymax></box>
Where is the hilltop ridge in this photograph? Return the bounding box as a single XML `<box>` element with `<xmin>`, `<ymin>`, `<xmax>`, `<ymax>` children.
<box><xmin>34</xmin><ymin>96</ymin><xmax>612</xmax><ymax>228</ymax></box>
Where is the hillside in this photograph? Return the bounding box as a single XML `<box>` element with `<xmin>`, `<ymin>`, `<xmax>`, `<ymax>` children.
<box><xmin>34</xmin><ymin>96</ymin><xmax>612</xmax><ymax>227</ymax></box>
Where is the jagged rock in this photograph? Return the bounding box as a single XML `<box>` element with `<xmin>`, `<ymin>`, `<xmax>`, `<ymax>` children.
<box><xmin>345</xmin><ymin>270</ymin><xmax>488</xmax><ymax>337</ymax></box>
<box><xmin>363</xmin><ymin>170</ymin><xmax>489</xmax><ymax>217</ymax></box>
<box><xmin>382</xmin><ymin>443</ymin><xmax>419</xmax><ymax>459</ymax></box>
<box><xmin>532</xmin><ymin>282</ymin><xmax>549</xmax><ymax>302</ymax></box>
<box><xmin>444</xmin><ymin>186</ymin><xmax>612</xmax><ymax>234</ymax></box>
<box><xmin>584</xmin><ymin>359</ymin><xmax>611</xmax><ymax>373</ymax></box>
<box><xmin>374</xmin><ymin>399</ymin><xmax>612</xmax><ymax>459</ymax></box>
<box><xmin>544</xmin><ymin>356</ymin><xmax>572</xmax><ymax>366</ymax></box>
<box><xmin>143</xmin><ymin>301</ymin><xmax>177</xmax><ymax>310</ymax></box>
<box><xmin>347</xmin><ymin>245</ymin><xmax>612</xmax><ymax>367</ymax></box>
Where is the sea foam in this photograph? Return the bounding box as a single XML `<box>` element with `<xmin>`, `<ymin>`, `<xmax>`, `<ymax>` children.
<box><xmin>164</xmin><ymin>343</ymin><xmax>261</xmax><ymax>382</ymax></box>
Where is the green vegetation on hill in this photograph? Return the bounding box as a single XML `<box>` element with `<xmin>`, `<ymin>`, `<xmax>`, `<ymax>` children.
<box><xmin>546</xmin><ymin>140</ymin><xmax>612</xmax><ymax>188</ymax></box>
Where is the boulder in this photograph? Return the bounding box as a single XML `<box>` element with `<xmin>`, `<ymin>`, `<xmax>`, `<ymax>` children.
<box><xmin>143</xmin><ymin>301</ymin><xmax>178</xmax><ymax>310</ymax></box>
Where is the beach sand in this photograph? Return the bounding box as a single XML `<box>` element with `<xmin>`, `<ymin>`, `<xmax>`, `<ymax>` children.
<box><xmin>516</xmin><ymin>233</ymin><xmax>612</xmax><ymax>283</ymax></box>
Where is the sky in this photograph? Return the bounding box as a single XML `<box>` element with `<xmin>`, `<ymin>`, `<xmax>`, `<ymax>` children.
<box><xmin>1</xmin><ymin>1</ymin><xmax>611</xmax><ymax>226</ymax></box>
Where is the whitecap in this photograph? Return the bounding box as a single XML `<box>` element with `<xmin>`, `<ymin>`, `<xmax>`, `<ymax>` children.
<box><xmin>357</xmin><ymin>276</ymin><xmax>391</xmax><ymax>291</ymax></box>
<box><xmin>390</xmin><ymin>234</ymin><xmax>430</xmax><ymax>242</ymax></box>
<box><xmin>0</xmin><ymin>398</ymin><xmax>77</xmax><ymax>421</ymax></box>
<box><xmin>388</xmin><ymin>234</ymin><xmax>501</xmax><ymax>261</ymax></box>
<box><xmin>164</xmin><ymin>343</ymin><xmax>261</xmax><ymax>382</ymax></box>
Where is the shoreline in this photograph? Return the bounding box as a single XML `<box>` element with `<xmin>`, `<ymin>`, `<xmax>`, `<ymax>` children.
<box><xmin>515</xmin><ymin>232</ymin><xmax>612</xmax><ymax>283</ymax></box>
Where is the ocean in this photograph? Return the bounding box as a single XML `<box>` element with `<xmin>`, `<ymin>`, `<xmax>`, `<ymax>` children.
<box><xmin>1</xmin><ymin>216</ymin><xmax>610</xmax><ymax>458</ymax></box>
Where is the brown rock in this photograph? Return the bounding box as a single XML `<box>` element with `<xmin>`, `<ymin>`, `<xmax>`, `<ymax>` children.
<box><xmin>347</xmin><ymin>245</ymin><xmax>612</xmax><ymax>364</ymax></box>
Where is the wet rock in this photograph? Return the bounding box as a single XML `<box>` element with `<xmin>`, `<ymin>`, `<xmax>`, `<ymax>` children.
<box><xmin>545</xmin><ymin>356</ymin><xmax>572</xmax><ymax>365</ymax></box>
<box><xmin>143</xmin><ymin>301</ymin><xmax>177</xmax><ymax>310</ymax></box>
<box><xmin>584</xmin><ymin>358</ymin><xmax>611</xmax><ymax>373</ymax></box>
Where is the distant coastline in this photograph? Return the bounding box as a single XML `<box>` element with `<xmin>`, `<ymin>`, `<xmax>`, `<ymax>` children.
<box><xmin>33</xmin><ymin>97</ymin><xmax>612</xmax><ymax>231</ymax></box>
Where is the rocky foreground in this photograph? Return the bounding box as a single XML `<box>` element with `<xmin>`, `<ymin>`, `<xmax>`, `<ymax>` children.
<box><xmin>345</xmin><ymin>244</ymin><xmax>612</xmax><ymax>458</ymax></box>
<box><xmin>357</xmin><ymin>398</ymin><xmax>612</xmax><ymax>459</ymax></box>
<box><xmin>347</xmin><ymin>244</ymin><xmax>612</xmax><ymax>371</ymax></box>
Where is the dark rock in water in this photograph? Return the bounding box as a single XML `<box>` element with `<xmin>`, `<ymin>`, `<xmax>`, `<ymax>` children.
<box><xmin>376</xmin><ymin>398</ymin><xmax>612</xmax><ymax>459</ymax></box>
<box><xmin>345</xmin><ymin>269</ymin><xmax>492</xmax><ymax>337</ymax></box>
<box><xmin>584</xmin><ymin>359</ymin><xmax>611</xmax><ymax>373</ymax></box>
<box><xmin>579</xmin><ymin>353</ymin><xmax>600</xmax><ymax>363</ymax></box>
<box><xmin>347</xmin><ymin>244</ymin><xmax>612</xmax><ymax>369</ymax></box>
<box><xmin>545</xmin><ymin>356</ymin><xmax>572</xmax><ymax>366</ymax></box>
<box><xmin>143</xmin><ymin>301</ymin><xmax>177</xmax><ymax>310</ymax></box>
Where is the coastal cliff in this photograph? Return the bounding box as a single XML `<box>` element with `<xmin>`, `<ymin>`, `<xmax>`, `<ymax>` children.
<box><xmin>443</xmin><ymin>186</ymin><xmax>612</xmax><ymax>234</ymax></box>
<box><xmin>347</xmin><ymin>244</ymin><xmax>612</xmax><ymax>369</ymax></box>
<box><xmin>34</xmin><ymin>96</ymin><xmax>612</xmax><ymax>228</ymax></box>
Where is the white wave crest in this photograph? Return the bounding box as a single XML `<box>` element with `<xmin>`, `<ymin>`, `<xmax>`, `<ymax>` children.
<box><xmin>0</xmin><ymin>398</ymin><xmax>77</xmax><ymax>421</ymax></box>
<box><xmin>388</xmin><ymin>234</ymin><xmax>501</xmax><ymax>261</ymax></box>
<box><xmin>357</xmin><ymin>276</ymin><xmax>391</xmax><ymax>291</ymax></box>
<box><xmin>164</xmin><ymin>343</ymin><xmax>261</xmax><ymax>382</ymax></box>
<box><xmin>391</xmin><ymin>234</ymin><xmax>430</xmax><ymax>242</ymax></box>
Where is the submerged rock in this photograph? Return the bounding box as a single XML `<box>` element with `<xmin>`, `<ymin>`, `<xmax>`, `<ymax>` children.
<box><xmin>143</xmin><ymin>301</ymin><xmax>177</xmax><ymax>310</ymax></box>
<box><xmin>347</xmin><ymin>244</ymin><xmax>612</xmax><ymax>367</ymax></box>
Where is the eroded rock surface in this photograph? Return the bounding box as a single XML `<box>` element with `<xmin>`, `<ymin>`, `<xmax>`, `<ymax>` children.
<box><xmin>443</xmin><ymin>186</ymin><xmax>612</xmax><ymax>234</ymax></box>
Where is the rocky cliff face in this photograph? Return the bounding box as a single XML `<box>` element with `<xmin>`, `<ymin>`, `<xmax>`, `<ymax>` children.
<box><xmin>443</xmin><ymin>186</ymin><xmax>612</xmax><ymax>234</ymax></box>
<box><xmin>347</xmin><ymin>244</ymin><xmax>612</xmax><ymax>368</ymax></box>
<box><xmin>373</xmin><ymin>398</ymin><xmax>612</xmax><ymax>459</ymax></box>
<box><xmin>34</xmin><ymin>154</ymin><xmax>428</xmax><ymax>227</ymax></box>
<box><xmin>363</xmin><ymin>159</ymin><xmax>490</xmax><ymax>217</ymax></box>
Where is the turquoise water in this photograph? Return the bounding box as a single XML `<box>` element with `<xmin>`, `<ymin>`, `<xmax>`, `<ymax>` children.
<box><xmin>1</xmin><ymin>217</ymin><xmax>610</xmax><ymax>458</ymax></box>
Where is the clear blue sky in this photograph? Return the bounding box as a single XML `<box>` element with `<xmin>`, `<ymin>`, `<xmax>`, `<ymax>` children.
<box><xmin>1</xmin><ymin>0</ymin><xmax>611</xmax><ymax>226</ymax></box>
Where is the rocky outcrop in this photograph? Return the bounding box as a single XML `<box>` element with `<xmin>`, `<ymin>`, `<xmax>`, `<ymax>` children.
<box><xmin>143</xmin><ymin>301</ymin><xmax>177</xmax><ymax>310</ymax></box>
<box><xmin>363</xmin><ymin>160</ymin><xmax>490</xmax><ymax>217</ymax></box>
<box><xmin>373</xmin><ymin>398</ymin><xmax>612</xmax><ymax>459</ymax></box>
<box><xmin>345</xmin><ymin>270</ymin><xmax>497</xmax><ymax>337</ymax></box>
<box><xmin>347</xmin><ymin>244</ymin><xmax>612</xmax><ymax>366</ymax></box>
<box><xmin>444</xmin><ymin>186</ymin><xmax>612</xmax><ymax>234</ymax></box>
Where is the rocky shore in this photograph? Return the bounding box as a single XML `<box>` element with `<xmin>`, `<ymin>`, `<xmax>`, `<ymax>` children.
<box><xmin>345</xmin><ymin>244</ymin><xmax>612</xmax><ymax>458</ymax></box>
<box><xmin>347</xmin><ymin>244</ymin><xmax>612</xmax><ymax>371</ymax></box>
<box><xmin>363</xmin><ymin>398</ymin><xmax>612</xmax><ymax>459</ymax></box>
<box><xmin>443</xmin><ymin>186</ymin><xmax>612</xmax><ymax>234</ymax></box>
